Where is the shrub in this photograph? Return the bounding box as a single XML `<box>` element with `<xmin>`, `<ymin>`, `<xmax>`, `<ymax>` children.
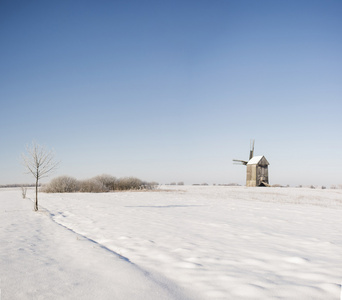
<box><xmin>78</xmin><ymin>179</ymin><xmax>107</xmax><ymax>193</ymax></box>
<box><xmin>43</xmin><ymin>176</ymin><xmax>79</xmax><ymax>193</ymax></box>
<box><xmin>43</xmin><ymin>175</ymin><xmax>157</xmax><ymax>193</ymax></box>
<box><xmin>148</xmin><ymin>181</ymin><xmax>159</xmax><ymax>189</ymax></box>
<box><xmin>141</xmin><ymin>181</ymin><xmax>156</xmax><ymax>190</ymax></box>
<box><xmin>93</xmin><ymin>174</ymin><xmax>117</xmax><ymax>191</ymax></box>
<box><xmin>116</xmin><ymin>177</ymin><xmax>144</xmax><ymax>190</ymax></box>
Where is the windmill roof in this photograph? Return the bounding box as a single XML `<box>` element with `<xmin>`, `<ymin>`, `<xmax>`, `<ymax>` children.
<box><xmin>247</xmin><ymin>156</ymin><xmax>269</xmax><ymax>165</ymax></box>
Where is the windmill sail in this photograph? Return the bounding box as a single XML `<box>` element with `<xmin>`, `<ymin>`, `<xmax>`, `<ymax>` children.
<box><xmin>249</xmin><ymin>139</ymin><xmax>255</xmax><ymax>160</ymax></box>
<box><xmin>232</xmin><ymin>159</ymin><xmax>248</xmax><ymax>165</ymax></box>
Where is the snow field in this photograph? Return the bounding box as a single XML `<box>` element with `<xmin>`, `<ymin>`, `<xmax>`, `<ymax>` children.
<box><xmin>1</xmin><ymin>186</ymin><xmax>342</xmax><ymax>299</ymax></box>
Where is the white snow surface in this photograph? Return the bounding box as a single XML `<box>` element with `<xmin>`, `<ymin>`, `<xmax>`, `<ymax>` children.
<box><xmin>1</xmin><ymin>186</ymin><xmax>342</xmax><ymax>299</ymax></box>
<box><xmin>247</xmin><ymin>155</ymin><xmax>263</xmax><ymax>165</ymax></box>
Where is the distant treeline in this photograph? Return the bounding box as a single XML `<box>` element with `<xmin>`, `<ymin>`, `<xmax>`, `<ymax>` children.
<box><xmin>0</xmin><ymin>184</ymin><xmax>37</xmax><ymax>188</ymax></box>
<box><xmin>41</xmin><ymin>175</ymin><xmax>158</xmax><ymax>193</ymax></box>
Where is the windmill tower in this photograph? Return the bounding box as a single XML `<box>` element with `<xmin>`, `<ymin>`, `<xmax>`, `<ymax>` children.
<box><xmin>233</xmin><ymin>140</ymin><xmax>270</xmax><ymax>187</ymax></box>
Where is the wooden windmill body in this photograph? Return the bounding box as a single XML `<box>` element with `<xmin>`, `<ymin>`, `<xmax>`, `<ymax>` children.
<box><xmin>233</xmin><ymin>140</ymin><xmax>270</xmax><ymax>187</ymax></box>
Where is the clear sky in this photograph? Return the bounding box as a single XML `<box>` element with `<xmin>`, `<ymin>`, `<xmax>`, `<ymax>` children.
<box><xmin>1</xmin><ymin>0</ymin><xmax>341</xmax><ymax>187</ymax></box>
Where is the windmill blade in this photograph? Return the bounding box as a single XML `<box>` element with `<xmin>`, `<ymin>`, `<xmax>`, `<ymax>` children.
<box><xmin>249</xmin><ymin>139</ymin><xmax>255</xmax><ymax>160</ymax></box>
<box><xmin>233</xmin><ymin>159</ymin><xmax>248</xmax><ymax>165</ymax></box>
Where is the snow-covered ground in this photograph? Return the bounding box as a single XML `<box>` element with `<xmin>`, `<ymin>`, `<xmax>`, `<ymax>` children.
<box><xmin>1</xmin><ymin>186</ymin><xmax>341</xmax><ymax>299</ymax></box>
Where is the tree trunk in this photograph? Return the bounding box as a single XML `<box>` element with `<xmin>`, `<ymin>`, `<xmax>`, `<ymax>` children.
<box><xmin>34</xmin><ymin>177</ymin><xmax>39</xmax><ymax>211</ymax></box>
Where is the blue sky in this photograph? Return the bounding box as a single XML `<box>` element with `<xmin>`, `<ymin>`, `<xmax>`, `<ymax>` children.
<box><xmin>1</xmin><ymin>0</ymin><xmax>341</xmax><ymax>186</ymax></box>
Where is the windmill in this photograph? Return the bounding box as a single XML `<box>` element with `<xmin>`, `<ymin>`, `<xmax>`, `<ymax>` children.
<box><xmin>233</xmin><ymin>140</ymin><xmax>270</xmax><ymax>187</ymax></box>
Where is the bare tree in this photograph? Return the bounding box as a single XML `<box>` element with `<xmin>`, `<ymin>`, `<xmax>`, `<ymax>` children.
<box><xmin>21</xmin><ymin>186</ymin><xmax>27</xmax><ymax>199</ymax></box>
<box><xmin>22</xmin><ymin>142</ymin><xmax>59</xmax><ymax>211</ymax></box>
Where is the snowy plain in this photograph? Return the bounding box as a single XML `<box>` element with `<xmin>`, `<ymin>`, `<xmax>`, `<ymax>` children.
<box><xmin>1</xmin><ymin>186</ymin><xmax>342</xmax><ymax>299</ymax></box>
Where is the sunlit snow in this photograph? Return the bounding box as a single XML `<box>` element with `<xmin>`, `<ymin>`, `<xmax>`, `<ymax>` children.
<box><xmin>1</xmin><ymin>186</ymin><xmax>341</xmax><ymax>299</ymax></box>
